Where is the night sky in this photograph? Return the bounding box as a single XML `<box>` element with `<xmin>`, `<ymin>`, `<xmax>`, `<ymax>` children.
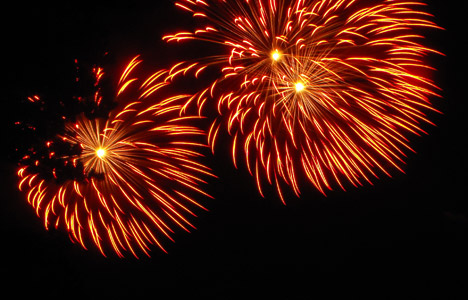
<box><xmin>2</xmin><ymin>1</ymin><xmax>466</xmax><ymax>298</ymax></box>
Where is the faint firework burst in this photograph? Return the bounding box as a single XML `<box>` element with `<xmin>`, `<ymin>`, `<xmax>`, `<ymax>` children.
<box><xmin>17</xmin><ymin>56</ymin><xmax>215</xmax><ymax>258</ymax></box>
<box><xmin>165</xmin><ymin>0</ymin><xmax>443</xmax><ymax>202</ymax></box>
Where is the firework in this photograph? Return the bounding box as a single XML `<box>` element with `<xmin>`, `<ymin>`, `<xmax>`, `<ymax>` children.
<box><xmin>165</xmin><ymin>0</ymin><xmax>443</xmax><ymax>202</ymax></box>
<box><xmin>17</xmin><ymin>56</ymin><xmax>214</xmax><ymax>258</ymax></box>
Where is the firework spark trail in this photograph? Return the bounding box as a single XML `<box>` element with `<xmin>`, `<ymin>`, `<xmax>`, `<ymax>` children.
<box><xmin>17</xmin><ymin>56</ymin><xmax>215</xmax><ymax>258</ymax></box>
<box><xmin>164</xmin><ymin>0</ymin><xmax>443</xmax><ymax>202</ymax></box>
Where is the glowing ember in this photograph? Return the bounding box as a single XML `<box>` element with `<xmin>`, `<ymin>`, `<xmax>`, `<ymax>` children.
<box><xmin>96</xmin><ymin>148</ymin><xmax>106</xmax><ymax>159</ymax></box>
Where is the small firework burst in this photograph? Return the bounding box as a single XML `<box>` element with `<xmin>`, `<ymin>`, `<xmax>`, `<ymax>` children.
<box><xmin>17</xmin><ymin>57</ymin><xmax>214</xmax><ymax>258</ymax></box>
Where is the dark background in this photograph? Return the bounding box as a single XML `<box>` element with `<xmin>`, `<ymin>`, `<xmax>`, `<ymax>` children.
<box><xmin>1</xmin><ymin>1</ymin><xmax>466</xmax><ymax>298</ymax></box>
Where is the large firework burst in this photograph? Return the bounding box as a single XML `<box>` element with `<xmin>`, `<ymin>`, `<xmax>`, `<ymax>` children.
<box><xmin>164</xmin><ymin>0</ymin><xmax>443</xmax><ymax>202</ymax></box>
<box><xmin>17</xmin><ymin>57</ymin><xmax>214</xmax><ymax>258</ymax></box>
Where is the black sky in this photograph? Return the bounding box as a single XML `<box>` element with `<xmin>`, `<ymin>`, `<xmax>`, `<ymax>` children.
<box><xmin>1</xmin><ymin>1</ymin><xmax>466</xmax><ymax>298</ymax></box>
